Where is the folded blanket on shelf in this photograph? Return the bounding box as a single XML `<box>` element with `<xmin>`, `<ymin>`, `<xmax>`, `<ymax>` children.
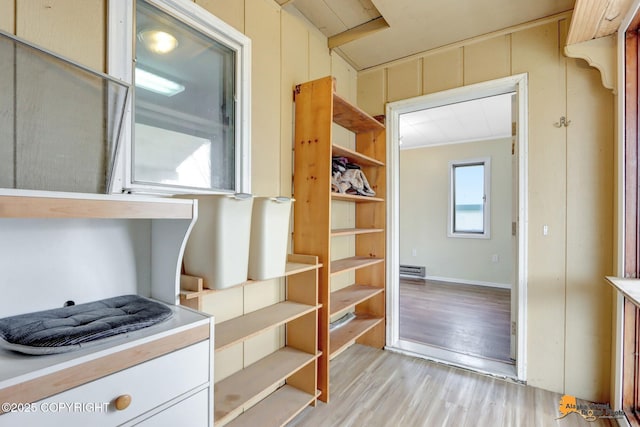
<box><xmin>331</xmin><ymin>168</ymin><xmax>376</xmax><ymax>197</ymax></box>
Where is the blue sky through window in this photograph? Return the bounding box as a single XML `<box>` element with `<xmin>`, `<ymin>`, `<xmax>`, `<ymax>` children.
<box><xmin>454</xmin><ymin>164</ymin><xmax>484</xmax><ymax>232</ymax></box>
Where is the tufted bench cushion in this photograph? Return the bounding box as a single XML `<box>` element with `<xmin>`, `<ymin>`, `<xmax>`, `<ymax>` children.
<box><xmin>0</xmin><ymin>295</ymin><xmax>173</xmax><ymax>355</ymax></box>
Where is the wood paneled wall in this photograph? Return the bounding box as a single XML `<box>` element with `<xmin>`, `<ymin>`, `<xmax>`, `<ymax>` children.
<box><xmin>0</xmin><ymin>0</ymin><xmax>14</xmax><ymax>33</ymax></box>
<box><xmin>358</xmin><ymin>16</ymin><xmax>615</xmax><ymax>403</ymax></box>
<box><xmin>12</xmin><ymin>0</ymin><xmax>105</xmax><ymax>72</ymax></box>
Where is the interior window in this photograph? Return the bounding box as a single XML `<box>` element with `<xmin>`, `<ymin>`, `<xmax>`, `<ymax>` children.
<box><xmin>449</xmin><ymin>159</ymin><xmax>490</xmax><ymax>238</ymax></box>
<box><xmin>134</xmin><ymin>0</ymin><xmax>236</xmax><ymax>191</ymax></box>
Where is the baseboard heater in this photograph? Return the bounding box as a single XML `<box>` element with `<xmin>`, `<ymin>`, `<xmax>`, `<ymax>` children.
<box><xmin>399</xmin><ymin>264</ymin><xmax>426</xmax><ymax>278</ymax></box>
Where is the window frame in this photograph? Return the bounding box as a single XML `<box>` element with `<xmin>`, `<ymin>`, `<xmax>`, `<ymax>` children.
<box><xmin>107</xmin><ymin>0</ymin><xmax>251</xmax><ymax>195</ymax></box>
<box><xmin>448</xmin><ymin>157</ymin><xmax>491</xmax><ymax>239</ymax></box>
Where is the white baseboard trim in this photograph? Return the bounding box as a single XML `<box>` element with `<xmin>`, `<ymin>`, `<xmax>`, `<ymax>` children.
<box><xmin>400</xmin><ymin>274</ymin><xmax>511</xmax><ymax>290</ymax></box>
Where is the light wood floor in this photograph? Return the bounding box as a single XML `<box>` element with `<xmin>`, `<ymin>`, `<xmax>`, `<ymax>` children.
<box><xmin>289</xmin><ymin>344</ymin><xmax>618</xmax><ymax>427</ymax></box>
<box><xmin>400</xmin><ymin>278</ymin><xmax>512</xmax><ymax>363</ymax></box>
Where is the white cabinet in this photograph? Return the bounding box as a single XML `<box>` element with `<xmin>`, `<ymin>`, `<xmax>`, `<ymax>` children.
<box><xmin>0</xmin><ymin>340</ymin><xmax>210</xmax><ymax>427</ymax></box>
<box><xmin>0</xmin><ymin>190</ymin><xmax>214</xmax><ymax>426</ymax></box>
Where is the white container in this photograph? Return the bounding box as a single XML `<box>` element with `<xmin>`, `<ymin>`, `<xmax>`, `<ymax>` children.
<box><xmin>183</xmin><ymin>193</ymin><xmax>253</xmax><ymax>289</ymax></box>
<box><xmin>248</xmin><ymin>197</ymin><xmax>294</xmax><ymax>280</ymax></box>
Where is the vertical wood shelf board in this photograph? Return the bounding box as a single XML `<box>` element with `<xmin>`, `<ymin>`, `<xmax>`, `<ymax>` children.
<box><xmin>292</xmin><ymin>75</ymin><xmax>387</xmax><ymax>403</ymax></box>
<box><xmin>293</xmin><ymin>77</ymin><xmax>333</xmax><ymax>403</ymax></box>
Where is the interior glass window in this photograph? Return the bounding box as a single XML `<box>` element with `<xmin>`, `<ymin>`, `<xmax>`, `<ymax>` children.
<box><xmin>134</xmin><ymin>0</ymin><xmax>236</xmax><ymax>191</ymax></box>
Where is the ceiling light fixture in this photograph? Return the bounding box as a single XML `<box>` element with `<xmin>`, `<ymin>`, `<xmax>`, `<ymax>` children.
<box><xmin>138</xmin><ymin>30</ymin><xmax>178</xmax><ymax>54</ymax></box>
<box><xmin>135</xmin><ymin>68</ymin><xmax>185</xmax><ymax>97</ymax></box>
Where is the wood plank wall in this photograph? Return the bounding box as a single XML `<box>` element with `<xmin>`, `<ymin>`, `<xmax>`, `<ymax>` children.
<box><xmin>358</xmin><ymin>15</ymin><xmax>615</xmax><ymax>403</ymax></box>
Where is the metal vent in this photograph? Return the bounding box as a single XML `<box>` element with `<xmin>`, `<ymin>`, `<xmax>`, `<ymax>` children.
<box><xmin>399</xmin><ymin>265</ymin><xmax>425</xmax><ymax>278</ymax></box>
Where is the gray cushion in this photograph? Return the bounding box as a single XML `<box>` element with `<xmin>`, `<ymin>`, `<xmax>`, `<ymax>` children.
<box><xmin>0</xmin><ymin>295</ymin><xmax>172</xmax><ymax>355</ymax></box>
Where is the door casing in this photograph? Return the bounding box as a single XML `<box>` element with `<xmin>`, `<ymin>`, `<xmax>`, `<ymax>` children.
<box><xmin>385</xmin><ymin>73</ymin><xmax>528</xmax><ymax>381</ymax></box>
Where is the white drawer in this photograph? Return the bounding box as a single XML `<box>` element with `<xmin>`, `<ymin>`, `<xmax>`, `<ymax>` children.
<box><xmin>0</xmin><ymin>340</ymin><xmax>210</xmax><ymax>427</ymax></box>
<box><xmin>131</xmin><ymin>388</ymin><xmax>209</xmax><ymax>426</ymax></box>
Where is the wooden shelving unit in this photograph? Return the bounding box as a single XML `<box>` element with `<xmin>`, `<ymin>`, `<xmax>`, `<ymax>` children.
<box><xmin>293</xmin><ymin>76</ymin><xmax>386</xmax><ymax>402</ymax></box>
<box><xmin>181</xmin><ymin>254</ymin><xmax>321</xmax><ymax>427</ymax></box>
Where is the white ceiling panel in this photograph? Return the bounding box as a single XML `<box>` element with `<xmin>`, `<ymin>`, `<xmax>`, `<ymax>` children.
<box><xmin>399</xmin><ymin>93</ymin><xmax>513</xmax><ymax>149</ymax></box>
<box><xmin>323</xmin><ymin>0</ymin><xmax>381</xmax><ymax>28</ymax></box>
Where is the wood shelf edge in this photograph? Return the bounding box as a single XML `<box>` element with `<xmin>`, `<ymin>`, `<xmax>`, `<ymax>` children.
<box><xmin>214</xmin><ymin>347</ymin><xmax>317</xmax><ymax>425</ymax></box>
<box><xmin>332</xmin><ymin>144</ymin><xmax>385</xmax><ymax>167</ymax></box>
<box><xmin>329</xmin><ymin>315</ymin><xmax>383</xmax><ymax>360</ymax></box>
<box><xmin>224</xmin><ymin>384</ymin><xmax>317</xmax><ymax>427</ymax></box>
<box><xmin>331</xmin><ymin>193</ymin><xmax>384</xmax><ymax>203</ymax></box>
<box><xmin>0</xmin><ymin>193</ymin><xmax>195</xmax><ymax>219</ymax></box>
<box><xmin>330</xmin><ymin>284</ymin><xmax>384</xmax><ymax>316</ymax></box>
<box><xmin>215</xmin><ymin>302</ymin><xmax>318</xmax><ymax>351</ymax></box>
<box><xmin>330</xmin><ymin>256</ymin><xmax>384</xmax><ymax>276</ymax></box>
<box><xmin>331</xmin><ymin>228</ymin><xmax>384</xmax><ymax>237</ymax></box>
<box><xmin>605</xmin><ymin>276</ymin><xmax>640</xmax><ymax>307</ymax></box>
<box><xmin>180</xmin><ymin>255</ymin><xmax>321</xmax><ymax>298</ymax></box>
<box><xmin>332</xmin><ymin>92</ymin><xmax>385</xmax><ymax>134</ymax></box>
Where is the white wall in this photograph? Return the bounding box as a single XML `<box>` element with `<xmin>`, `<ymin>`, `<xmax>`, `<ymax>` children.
<box><xmin>400</xmin><ymin>138</ymin><xmax>514</xmax><ymax>287</ymax></box>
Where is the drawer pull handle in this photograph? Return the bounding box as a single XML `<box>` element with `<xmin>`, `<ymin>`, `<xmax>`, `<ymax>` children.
<box><xmin>115</xmin><ymin>395</ymin><xmax>132</xmax><ymax>411</ymax></box>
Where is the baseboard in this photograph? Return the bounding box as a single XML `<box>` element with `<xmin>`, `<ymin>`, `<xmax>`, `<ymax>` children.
<box><xmin>419</xmin><ymin>275</ymin><xmax>511</xmax><ymax>290</ymax></box>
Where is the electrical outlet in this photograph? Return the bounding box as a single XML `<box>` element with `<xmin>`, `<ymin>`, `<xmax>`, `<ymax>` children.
<box><xmin>491</xmin><ymin>254</ymin><xmax>499</xmax><ymax>263</ymax></box>
<box><xmin>412</xmin><ymin>248</ymin><xmax>417</xmax><ymax>257</ymax></box>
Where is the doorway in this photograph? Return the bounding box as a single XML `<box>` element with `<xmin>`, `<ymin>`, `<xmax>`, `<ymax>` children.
<box><xmin>386</xmin><ymin>74</ymin><xmax>528</xmax><ymax>381</ymax></box>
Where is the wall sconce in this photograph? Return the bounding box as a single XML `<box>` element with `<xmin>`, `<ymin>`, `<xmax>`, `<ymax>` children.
<box><xmin>138</xmin><ymin>30</ymin><xmax>178</xmax><ymax>54</ymax></box>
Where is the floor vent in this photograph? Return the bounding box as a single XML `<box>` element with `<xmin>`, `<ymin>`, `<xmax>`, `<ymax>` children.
<box><xmin>399</xmin><ymin>265</ymin><xmax>425</xmax><ymax>278</ymax></box>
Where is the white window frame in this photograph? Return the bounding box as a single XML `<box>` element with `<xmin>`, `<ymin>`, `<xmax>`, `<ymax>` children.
<box><xmin>107</xmin><ymin>0</ymin><xmax>251</xmax><ymax>195</ymax></box>
<box><xmin>447</xmin><ymin>157</ymin><xmax>491</xmax><ymax>239</ymax></box>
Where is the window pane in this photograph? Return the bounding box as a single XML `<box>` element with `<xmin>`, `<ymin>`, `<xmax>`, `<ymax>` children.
<box><xmin>134</xmin><ymin>0</ymin><xmax>236</xmax><ymax>191</ymax></box>
<box><xmin>454</xmin><ymin>163</ymin><xmax>484</xmax><ymax>233</ymax></box>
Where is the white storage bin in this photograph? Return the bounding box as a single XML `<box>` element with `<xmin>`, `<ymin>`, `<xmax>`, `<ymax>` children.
<box><xmin>248</xmin><ymin>197</ymin><xmax>294</xmax><ymax>280</ymax></box>
<box><xmin>183</xmin><ymin>193</ymin><xmax>253</xmax><ymax>289</ymax></box>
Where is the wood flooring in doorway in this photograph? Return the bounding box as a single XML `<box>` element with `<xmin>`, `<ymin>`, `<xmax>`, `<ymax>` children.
<box><xmin>400</xmin><ymin>278</ymin><xmax>512</xmax><ymax>363</ymax></box>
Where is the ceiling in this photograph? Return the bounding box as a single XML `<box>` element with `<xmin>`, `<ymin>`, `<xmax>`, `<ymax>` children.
<box><xmin>281</xmin><ymin>0</ymin><xmax>576</xmax><ymax>70</ymax></box>
<box><xmin>399</xmin><ymin>93</ymin><xmax>514</xmax><ymax>150</ymax></box>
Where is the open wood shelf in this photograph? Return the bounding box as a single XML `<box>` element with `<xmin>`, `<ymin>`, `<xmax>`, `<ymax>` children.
<box><xmin>214</xmin><ymin>347</ymin><xmax>317</xmax><ymax>425</ymax></box>
<box><xmin>293</xmin><ymin>76</ymin><xmax>386</xmax><ymax>403</ymax></box>
<box><xmin>331</xmin><ymin>256</ymin><xmax>384</xmax><ymax>276</ymax></box>
<box><xmin>332</xmin><ymin>92</ymin><xmax>385</xmax><ymax>134</ymax></box>
<box><xmin>329</xmin><ymin>314</ymin><xmax>383</xmax><ymax>360</ymax></box>
<box><xmin>225</xmin><ymin>385</ymin><xmax>318</xmax><ymax>427</ymax></box>
<box><xmin>0</xmin><ymin>192</ymin><xmax>194</xmax><ymax>219</ymax></box>
<box><xmin>331</xmin><ymin>192</ymin><xmax>384</xmax><ymax>203</ymax></box>
<box><xmin>330</xmin><ymin>227</ymin><xmax>384</xmax><ymax>237</ymax></box>
<box><xmin>181</xmin><ymin>251</ymin><xmax>319</xmax><ymax>424</ymax></box>
<box><xmin>215</xmin><ymin>302</ymin><xmax>317</xmax><ymax>351</ymax></box>
<box><xmin>330</xmin><ymin>285</ymin><xmax>384</xmax><ymax>316</ymax></box>
<box><xmin>180</xmin><ymin>255</ymin><xmax>321</xmax><ymax>300</ymax></box>
<box><xmin>332</xmin><ymin>144</ymin><xmax>384</xmax><ymax>167</ymax></box>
